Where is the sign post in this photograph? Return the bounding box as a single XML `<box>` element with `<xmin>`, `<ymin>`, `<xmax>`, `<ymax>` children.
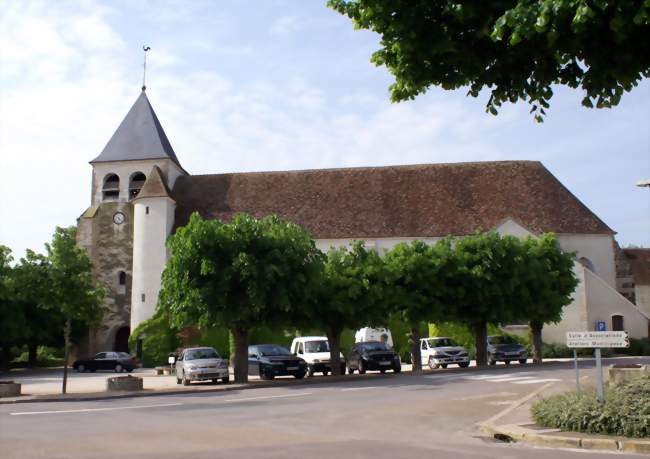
<box><xmin>566</xmin><ymin>331</ymin><xmax>630</xmax><ymax>403</ymax></box>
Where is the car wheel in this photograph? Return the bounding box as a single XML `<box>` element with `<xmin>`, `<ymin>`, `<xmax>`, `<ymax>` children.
<box><xmin>519</xmin><ymin>359</ymin><xmax>527</xmax><ymax>364</ymax></box>
<box><xmin>380</xmin><ymin>369</ymin><xmax>386</xmax><ymax>374</ymax></box>
<box><xmin>77</xmin><ymin>364</ymin><xmax>85</xmax><ymax>373</ymax></box>
<box><xmin>394</xmin><ymin>365</ymin><xmax>401</xmax><ymax>373</ymax></box>
<box><xmin>441</xmin><ymin>364</ymin><xmax>448</xmax><ymax>369</ymax></box>
<box><xmin>212</xmin><ymin>379</ymin><xmax>219</xmax><ymax>384</ymax></box>
<box><xmin>307</xmin><ymin>365</ymin><xmax>315</xmax><ymax>377</ymax></box>
<box><xmin>221</xmin><ymin>376</ymin><xmax>229</xmax><ymax>384</ymax></box>
<box><xmin>114</xmin><ymin>364</ymin><xmax>123</xmax><ymax>373</ymax></box>
<box><xmin>182</xmin><ymin>372</ymin><xmax>190</xmax><ymax>386</ymax></box>
<box><xmin>294</xmin><ymin>371</ymin><xmax>305</xmax><ymax>379</ymax></box>
<box><xmin>428</xmin><ymin>357</ymin><xmax>437</xmax><ymax>370</ymax></box>
<box><xmin>488</xmin><ymin>358</ymin><xmax>496</xmax><ymax>365</ymax></box>
<box><xmin>261</xmin><ymin>371</ymin><xmax>275</xmax><ymax>381</ymax></box>
<box><xmin>347</xmin><ymin>365</ymin><xmax>355</xmax><ymax>375</ymax></box>
<box><xmin>504</xmin><ymin>360</ymin><xmax>511</xmax><ymax>365</ymax></box>
<box><xmin>459</xmin><ymin>362</ymin><xmax>469</xmax><ymax>368</ymax></box>
<box><xmin>176</xmin><ymin>375</ymin><xmax>181</xmax><ymax>385</ymax></box>
<box><xmin>358</xmin><ymin>360</ymin><xmax>366</xmax><ymax>374</ymax></box>
<box><xmin>322</xmin><ymin>369</ymin><xmax>329</xmax><ymax>376</ymax></box>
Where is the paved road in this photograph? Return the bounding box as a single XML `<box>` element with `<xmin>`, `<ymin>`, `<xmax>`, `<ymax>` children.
<box><xmin>1</xmin><ymin>358</ymin><xmax>648</xmax><ymax>459</ymax></box>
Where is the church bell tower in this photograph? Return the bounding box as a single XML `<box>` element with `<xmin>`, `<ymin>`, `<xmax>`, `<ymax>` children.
<box><xmin>76</xmin><ymin>89</ymin><xmax>186</xmax><ymax>355</ymax></box>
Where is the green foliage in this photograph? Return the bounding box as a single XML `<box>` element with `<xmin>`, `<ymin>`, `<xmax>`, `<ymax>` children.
<box><xmin>12</xmin><ymin>346</ymin><xmax>64</xmax><ymax>367</ymax></box>
<box><xmin>532</xmin><ymin>375</ymin><xmax>650</xmax><ymax>438</ymax></box>
<box><xmin>129</xmin><ymin>309</ymin><xmax>181</xmax><ymax>367</ymax></box>
<box><xmin>158</xmin><ymin>212</ymin><xmax>323</xmax><ymax>331</ymax></box>
<box><xmin>429</xmin><ymin>322</ymin><xmax>503</xmax><ymax>359</ymax></box>
<box><xmin>329</xmin><ymin>0</ymin><xmax>650</xmax><ymax>120</ymax></box>
<box><xmin>618</xmin><ymin>338</ymin><xmax>650</xmax><ymax>357</ymax></box>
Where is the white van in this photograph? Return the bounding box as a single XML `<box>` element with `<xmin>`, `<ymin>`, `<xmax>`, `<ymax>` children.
<box><xmin>355</xmin><ymin>327</ymin><xmax>394</xmax><ymax>348</ymax></box>
<box><xmin>290</xmin><ymin>336</ymin><xmax>345</xmax><ymax>376</ymax></box>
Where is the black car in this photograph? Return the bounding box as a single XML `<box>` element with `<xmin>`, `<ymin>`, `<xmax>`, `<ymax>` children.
<box><xmin>248</xmin><ymin>344</ymin><xmax>308</xmax><ymax>380</ymax></box>
<box><xmin>346</xmin><ymin>341</ymin><xmax>401</xmax><ymax>374</ymax></box>
<box><xmin>487</xmin><ymin>335</ymin><xmax>528</xmax><ymax>365</ymax></box>
<box><xmin>73</xmin><ymin>351</ymin><xmax>138</xmax><ymax>373</ymax></box>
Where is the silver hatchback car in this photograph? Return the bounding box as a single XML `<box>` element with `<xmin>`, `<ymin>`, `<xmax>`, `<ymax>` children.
<box><xmin>175</xmin><ymin>347</ymin><xmax>230</xmax><ymax>385</ymax></box>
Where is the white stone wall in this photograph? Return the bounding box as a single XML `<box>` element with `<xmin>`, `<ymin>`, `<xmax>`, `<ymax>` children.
<box><xmin>130</xmin><ymin>196</ymin><xmax>176</xmax><ymax>332</ymax></box>
<box><xmin>556</xmin><ymin>234</ymin><xmax>616</xmax><ymax>288</ymax></box>
<box><xmin>91</xmin><ymin>159</ymin><xmax>185</xmax><ymax>205</ymax></box>
<box><xmin>636</xmin><ymin>284</ymin><xmax>650</xmax><ymax>318</ymax></box>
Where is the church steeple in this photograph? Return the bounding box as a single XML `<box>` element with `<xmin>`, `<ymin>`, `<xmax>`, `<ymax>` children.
<box><xmin>90</xmin><ymin>91</ymin><xmax>183</xmax><ymax>170</ymax></box>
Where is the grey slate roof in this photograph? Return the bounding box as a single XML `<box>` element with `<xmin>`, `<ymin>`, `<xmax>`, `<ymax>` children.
<box><xmin>91</xmin><ymin>91</ymin><xmax>182</xmax><ymax>168</ymax></box>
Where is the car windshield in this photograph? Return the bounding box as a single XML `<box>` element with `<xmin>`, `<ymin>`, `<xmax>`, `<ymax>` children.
<box><xmin>305</xmin><ymin>340</ymin><xmax>329</xmax><ymax>353</ymax></box>
<box><xmin>359</xmin><ymin>342</ymin><xmax>389</xmax><ymax>352</ymax></box>
<box><xmin>117</xmin><ymin>352</ymin><xmax>131</xmax><ymax>358</ymax></box>
<box><xmin>256</xmin><ymin>345</ymin><xmax>291</xmax><ymax>356</ymax></box>
<box><xmin>489</xmin><ymin>336</ymin><xmax>518</xmax><ymax>345</ymax></box>
<box><xmin>428</xmin><ymin>338</ymin><xmax>457</xmax><ymax>348</ymax></box>
<box><xmin>184</xmin><ymin>348</ymin><xmax>219</xmax><ymax>360</ymax></box>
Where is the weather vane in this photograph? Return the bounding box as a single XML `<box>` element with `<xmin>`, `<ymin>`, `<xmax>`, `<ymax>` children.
<box><xmin>142</xmin><ymin>46</ymin><xmax>151</xmax><ymax>91</ymax></box>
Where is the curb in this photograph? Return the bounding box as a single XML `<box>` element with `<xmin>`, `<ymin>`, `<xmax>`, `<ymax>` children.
<box><xmin>0</xmin><ymin>371</ymin><xmax>398</xmax><ymax>405</ymax></box>
<box><xmin>483</xmin><ymin>423</ymin><xmax>650</xmax><ymax>454</ymax></box>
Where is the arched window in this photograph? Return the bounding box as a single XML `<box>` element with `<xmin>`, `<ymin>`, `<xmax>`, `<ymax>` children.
<box><xmin>102</xmin><ymin>174</ymin><xmax>120</xmax><ymax>200</ymax></box>
<box><xmin>129</xmin><ymin>172</ymin><xmax>146</xmax><ymax>199</ymax></box>
<box><xmin>578</xmin><ymin>257</ymin><xmax>596</xmax><ymax>273</ymax></box>
<box><xmin>611</xmin><ymin>315</ymin><xmax>624</xmax><ymax>331</ymax></box>
<box><xmin>118</xmin><ymin>271</ymin><xmax>126</xmax><ymax>286</ymax></box>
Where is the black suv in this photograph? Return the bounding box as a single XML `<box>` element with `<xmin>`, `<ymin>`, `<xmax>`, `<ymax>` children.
<box><xmin>248</xmin><ymin>344</ymin><xmax>308</xmax><ymax>380</ymax></box>
<box><xmin>487</xmin><ymin>335</ymin><xmax>527</xmax><ymax>365</ymax></box>
<box><xmin>346</xmin><ymin>341</ymin><xmax>401</xmax><ymax>374</ymax></box>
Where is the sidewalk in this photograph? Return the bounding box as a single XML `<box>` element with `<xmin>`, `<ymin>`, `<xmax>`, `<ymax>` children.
<box><xmin>480</xmin><ymin>374</ymin><xmax>650</xmax><ymax>454</ymax></box>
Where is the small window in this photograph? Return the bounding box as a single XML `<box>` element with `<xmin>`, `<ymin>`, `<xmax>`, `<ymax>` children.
<box><xmin>118</xmin><ymin>271</ymin><xmax>126</xmax><ymax>286</ymax></box>
<box><xmin>129</xmin><ymin>172</ymin><xmax>146</xmax><ymax>199</ymax></box>
<box><xmin>102</xmin><ymin>174</ymin><xmax>120</xmax><ymax>201</ymax></box>
<box><xmin>145</xmin><ymin>206</ymin><xmax>149</xmax><ymax>215</ymax></box>
<box><xmin>421</xmin><ymin>340</ymin><xmax>427</xmax><ymax>350</ymax></box>
<box><xmin>612</xmin><ymin>315</ymin><xmax>624</xmax><ymax>331</ymax></box>
<box><xmin>141</xmin><ymin>293</ymin><xmax>145</xmax><ymax>302</ymax></box>
<box><xmin>297</xmin><ymin>343</ymin><xmax>303</xmax><ymax>354</ymax></box>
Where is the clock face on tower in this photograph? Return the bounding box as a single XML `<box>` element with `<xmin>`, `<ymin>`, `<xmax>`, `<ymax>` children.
<box><xmin>113</xmin><ymin>212</ymin><xmax>126</xmax><ymax>225</ymax></box>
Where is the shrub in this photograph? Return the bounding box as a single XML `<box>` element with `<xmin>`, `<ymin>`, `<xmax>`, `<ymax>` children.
<box><xmin>618</xmin><ymin>338</ymin><xmax>650</xmax><ymax>357</ymax></box>
<box><xmin>532</xmin><ymin>375</ymin><xmax>650</xmax><ymax>438</ymax></box>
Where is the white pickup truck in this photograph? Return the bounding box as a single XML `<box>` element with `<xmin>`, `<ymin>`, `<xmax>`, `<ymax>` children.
<box><xmin>420</xmin><ymin>337</ymin><xmax>470</xmax><ymax>369</ymax></box>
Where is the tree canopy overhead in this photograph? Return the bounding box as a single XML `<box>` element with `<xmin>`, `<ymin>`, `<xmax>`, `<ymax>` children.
<box><xmin>329</xmin><ymin>0</ymin><xmax>650</xmax><ymax>121</ymax></box>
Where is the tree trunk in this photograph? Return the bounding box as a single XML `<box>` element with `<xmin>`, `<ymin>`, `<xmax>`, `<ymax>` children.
<box><xmin>530</xmin><ymin>320</ymin><xmax>543</xmax><ymax>364</ymax></box>
<box><xmin>409</xmin><ymin>326</ymin><xmax>422</xmax><ymax>374</ymax></box>
<box><xmin>28</xmin><ymin>343</ymin><xmax>38</xmax><ymax>367</ymax></box>
<box><xmin>232</xmin><ymin>327</ymin><xmax>249</xmax><ymax>384</ymax></box>
<box><xmin>62</xmin><ymin>318</ymin><xmax>71</xmax><ymax>394</ymax></box>
<box><xmin>326</xmin><ymin>328</ymin><xmax>343</xmax><ymax>376</ymax></box>
<box><xmin>473</xmin><ymin>321</ymin><xmax>488</xmax><ymax>367</ymax></box>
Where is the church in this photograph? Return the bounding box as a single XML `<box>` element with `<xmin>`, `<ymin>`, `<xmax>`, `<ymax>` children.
<box><xmin>76</xmin><ymin>89</ymin><xmax>650</xmax><ymax>356</ymax></box>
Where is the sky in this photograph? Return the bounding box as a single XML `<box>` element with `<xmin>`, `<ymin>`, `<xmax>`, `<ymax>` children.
<box><xmin>1</xmin><ymin>0</ymin><xmax>649</xmax><ymax>259</ymax></box>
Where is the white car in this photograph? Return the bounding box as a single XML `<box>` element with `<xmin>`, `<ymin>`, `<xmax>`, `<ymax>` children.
<box><xmin>420</xmin><ymin>337</ymin><xmax>470</xmax><ymax>369</ymax></box>
<box><xmin>175</xmin><ymin>346</ymin><xmax>229</xmax><ymax>385</ymax></box>
<box><xmin>290</xmin><ymin>336</ymin><xmax>345</xmax><ymax>376</ymax></box>
<box><xmin>355</xmin><ymin>327</ymin><xmax>394</xmax><ymax>348</ymax></box>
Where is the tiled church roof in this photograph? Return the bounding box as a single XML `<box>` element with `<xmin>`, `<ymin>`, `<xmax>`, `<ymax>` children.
<box><xmin>91</xmin><ymin>91</ymin><xmax>183</xmax><ymax>169</ymax></box>
<box><xmin>171</xmin><ymin>161</ymin><xmax>614</xmax><ymax>238</ymax></box>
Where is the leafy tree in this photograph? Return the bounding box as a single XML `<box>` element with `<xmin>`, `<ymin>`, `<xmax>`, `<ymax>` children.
<box><xmin>307</xmin><ymin>242</ymin><xmax>387</xmax><ymax>375</ymax></box>
<box><xmin>129</xmin><ymin>308</ymin><xmax>182</xmax><ymax>368</ymax></box>
<box><xmin>157</xmin><ymin>213</ymin><xmax>323</xmax><ymax>383</ymax></box>
<box><xmin>41</xmin><ymin>227</ymin><xmax>105</xmax><ymax>393</ymax></box>
<box><xmin>0</xmin><ymin>245</ymin><xmax>25</xmax><ymax>368</ymax></box>
<box><xmin>517</xmin><ymin>234</ymin><xmax>578</xmax><ymax>363</ymax></box>
<box><xmin>329</xmin><ymin>1</ymin><xmax>649</xmax><ymax>120</ymax></box>
<box><xmin>452</xmin><ymin>232</ymin><xmax>523</xmax><ymax>366</ymax></box>
<box><xmin>384</xmin><ymin>240</ymin><xmax>458</xmax><ymax>373</ymax></box>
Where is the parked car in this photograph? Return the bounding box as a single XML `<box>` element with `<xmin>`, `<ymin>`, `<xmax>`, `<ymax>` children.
<box><xmin>355</xmin><ymin>327</ymin><xmax>394</xmax><ymax>348</ymax></box>
<box><xmin>73</xmin><ymin>351</ymin><xmax>138</xmax><ymax>373</ymax></box>
<box><xmin>487</xmin><ymin>335</ymin><xmax>527</xmax><ymax>365</ymax></box>
<box><xmin>175</xmin><ymin>346</ymin><xmax>229</xmax><ymax>385</ymax></box>
<box><xmin>248</xmin><ymin>344</ymin><xmax>308</xmax><ymax>380</ymax></box>
<box><xmin>347</xmin><ymin>341</ymin><xmax>401</xmax><ymax>374</ymax></box>
<box><xmin>290</xmin><ymin>336</ymin><xmax>345</xmax><ymax>376</ymax></box>
<box><xmin>420</xmin><ymin>337</ymin><xmax>470</xmax><ymax>369</ymax></box>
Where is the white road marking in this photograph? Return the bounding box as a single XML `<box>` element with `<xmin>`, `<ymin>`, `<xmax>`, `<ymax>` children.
<box><xmin>340</xmin><ymin>386</ymin><xmax>380</xmax><ymax>392</ymax></box>
<box><xmin>511</xmin><ymin>378</ymin><xmax>560</xmax><ymax>384</ymax></box>
<box><xmin>477</xmin><ymin>376</ymin><xmax>537</xmax><ymax>383</ymax></box>
<box><xmin>10</xmin><ymin>403</ymin><xmax>182</xmax><ymax>416</ymax></box>
<box><xmin>221</xmin><ymin>392</ymin><xmax>313</xmax><ymax>403</ymax></box>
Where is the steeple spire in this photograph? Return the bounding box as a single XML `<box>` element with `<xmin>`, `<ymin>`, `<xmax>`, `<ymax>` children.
<box><xmin>142</xmin><ymin>46</ymin><xmax>151</xmax><ymax>91</ymax></box>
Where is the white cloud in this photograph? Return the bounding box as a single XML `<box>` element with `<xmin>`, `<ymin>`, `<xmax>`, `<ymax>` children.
<box><xmin>269</xmin><ymin>15</ymin><xmax>301</xmax><ymax>37</ymax></box>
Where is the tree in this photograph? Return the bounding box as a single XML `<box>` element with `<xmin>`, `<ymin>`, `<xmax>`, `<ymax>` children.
<box><xmin>0</xmin><ymin>245</ymin><xmax>25</xmax><ymax>368</ymax></box>
<box><xmin>452</xmin><ymin>232</ymin><xmax>523</xmax><ymax>366</ymax></box>
<box><xmin>517</xmin><ymin>234</ymin><xmax>578</xmax><ymax>363</ymax></box>
<box><xmin>384</xmin><ymin>240</ymin><xmax>458</xmax><ymax>373</ymax></box>
<box><xmin>308</xmin><ymin>242</ymin><xmax>387</xmax><ymax>375</ymax></box>
<box><xmin>329</xmin><ymin>1</ymin><xmax>650</xmax><ymax>120</ymax></box>
<box><xmin>158</xmin><ymin>213</ymin><xmax>323</xmax><ymax>383</ymax></box>
<box><xmin>42</xmin><ymin>227</ymin><xmax>105</xmax><ymax>393</ymax></box>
